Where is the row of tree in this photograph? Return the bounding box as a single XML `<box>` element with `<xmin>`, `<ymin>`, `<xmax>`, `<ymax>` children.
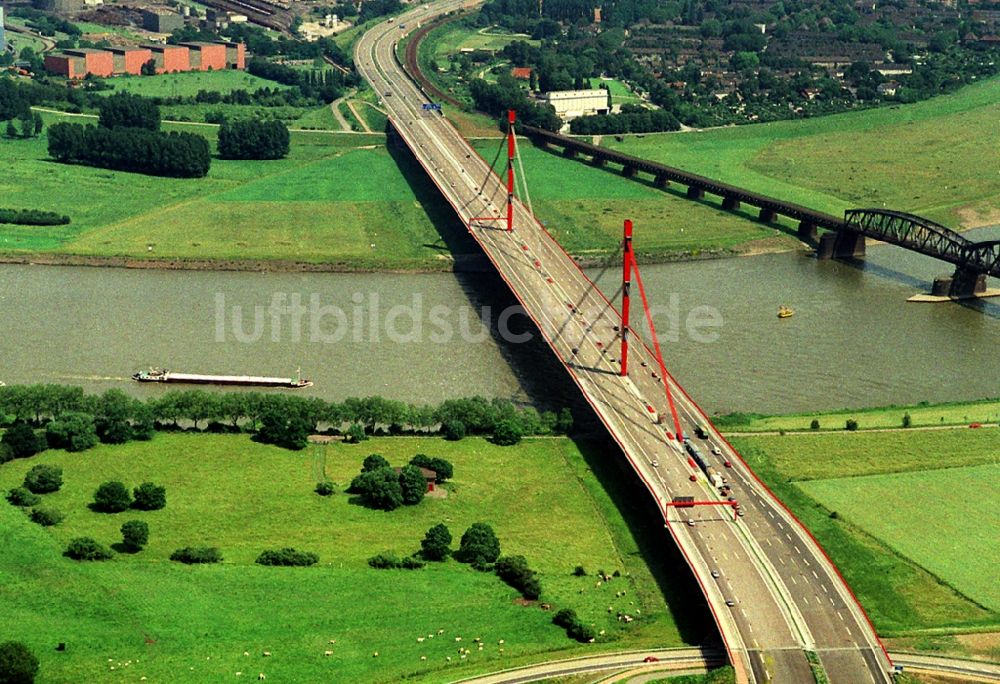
<box><xmin>0</xmin><ymin>208</ymin><xmax>69</xmax><ymax>226</ymax></box>
<box><xmin>218</xmin><ymin>119</ymin><xmax>290</xmax><ymax>160</ymax></box>
<box><xmin>469</xmin><ymin>76</ymin><xmax>562</xmax><ymax>131</ymax></box>
<box><xmin>47</xmin><ymin>123</ymin><xmax>212</xmax><ymax>178</ymax></box>
<box><xmin>569</xmin><ymin>106</ymin><xmax>680</xmax><ymax>134</ymax></box>
<box><xmin>0</xmin><ymin>385</ymin><xmax>575</xmax><ymax>452</ymax></box>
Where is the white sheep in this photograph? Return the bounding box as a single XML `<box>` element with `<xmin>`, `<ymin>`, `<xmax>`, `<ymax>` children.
<box><xmin>258</xmin><ymin>674</ymin><xmax>266</xmax><ymax>681</ymax></box>
<box><xmin>262</xmin><ymin>651</ymin><xmax>272</xmax><ymax>657</ymax></box>
<box><xmin>324</xmin><ymin>650</ymin><xmax>333</xmax><ymax>657</ymax></box>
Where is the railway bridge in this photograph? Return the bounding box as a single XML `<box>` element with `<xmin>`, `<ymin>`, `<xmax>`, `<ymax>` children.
<box><xmin>357</xmin><ymin>3</ymin><xmax>895</xmax><ymax>682</ymax></box>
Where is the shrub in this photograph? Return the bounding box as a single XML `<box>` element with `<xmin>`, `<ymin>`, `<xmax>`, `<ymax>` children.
<box><xmin>398</xmin><ymin>464</ymin><xmax>427</xmax><ymax>505</ymax></box>
<box><xmin>409</xmin><ymin>454</ymin><xmax>453</xmax><ymax>483</ymax></box>
<box><xmin>121</xmin><ymin>520</ymin><xmax>149</xmax><ymax>550</ymax></box>
<box><xmin>0</xmin><ymin>207</ymin><xmax>69</xmax><ymax>226</ymax></box>
<box><xmin>64</xmin><ymin>536</ymin><xmax>113</xmax><ymax>561</ymax></box>
<box><xmin>555</xmin><ymin>407</ymin><xmax>574</xmax><ymax>434</ymax></box>
<box><xmin>441</xmin><ymin>419</ymin><xmax>466</xmax><ymax>441</ymax></box>
<box><xmin>1</xmin><ymin>422</ymin><xmax>45</xmax><ymax>459</ymax></box>
<box><xmin>170</xmin><ymin>546</ymin><xmax>222</xmax><ymax>564</ymax></box>
<box><xmin>420</xmin><ymin>523</ymin><xmax>452</xmax><ymax>561</ymax></box>
<box><xmin>255</xmin><ymin>547</ymin><xmax>319</xmax><ymax>567</ymax></box>
<box><xmin>132</xmin><ymin>482</ymin><xmax>166</xmax><ymax>510</ymax></box>
<box><xmin>400</xmin><ymin>555</ymin><xmax>425</xmax><ymax>569</ymax></box>
<box><xmin>29</xmin><ymin>507</ymin><xmax>65</xmax><ymax>526</ymax></box>
<box><xmin>367</xmin><ymin>552</ymin><xmax>425</xmax><ymax>569</ymax></box>
<box><xmin>456</xmin><ymin>522</ymin><xmax>500</xmax><ymax>568</ymax></box>
<box><xmin>567</xmin><ymin>621</ymin><xmax>596</xmax><ymax>642</ymax></box>
<box><xmin>255</xmin><ymin>404</ymin><xmax>312</xmax><ymax>450</ymax></box>
<box><xmin>495</xmin><ymin>554</ymin><xmax>542</xmax><ymax>600</ymax></box>
<box><xmin>345</xmin><ymin>423</ymin><xmax>368</xmax><ymax>443</ymax></box>
<box><xmin>353</xmin><ymin>467</ymin><xmax>403</xmax><ymax>511</ymax></box>
<box><xmin>902</xmin><ymin>412</ymin><xmax>912</xmax><ymax>428</ymax></box>
<box><xmin>315</xmin><ymin>480</ymin><xmax>335</xmax><ymax>496</ymax></box>
<box><xmin>0</xmin><ymin>641</ymin><xmax>39</xmax><ymax>684</ymax></box>
<box><xmin>44</xmin><ymin>411</ymin><xmax>98</xmax><ymax>452</ymax></box>
<box><xmin>845</xmin><ymin>419</ymin><xmax>859</xmax><ymax>431</ymax></box>
<box><xmin>492</xmin><ymin>419</ymin><xmax>523</xmax><ymax>446</ymax></box>
<box><xmin>23</xmin><ymin>464</ymin><xmax>62</xmax><ymax>494</ymax></box>
<box><xmin>810</xmin><ymin>419</ymin><xmax>820</xmax><ymax>430</ymax></box>
<box><xmin>93</xmin><ymin>481</ymin><xmax>132</xmax><ymax>512</ymax></box>
<box><xmin>362</xmin><ymin>454</ymin><xmax>390</xmax><ymax>472</ymax></box>
<box><xmin>6</xmin><ymin>487</ymin><xmax>40</xmax><ymax>508</ymax></box>
<box><xmin>553</xmin><ymin>608</ymin><xmax>578</xmax><ymax>628</ymax></box>
<box><xmin>573</xmin><ymin>565</ymin><xmax>587</xmax><ymax>576</ymax></box>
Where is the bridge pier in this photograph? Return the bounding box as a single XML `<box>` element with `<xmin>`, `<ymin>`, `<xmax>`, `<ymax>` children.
<box><xmin>562</xmin><ymin>148</ymin><xmax>577</xmax><ymax>159</ymax></box>
<box><xmin>621</xmin><ymin>165</ymin><xmax>636</xmax><ymax>178</ymax></box>
<box><xmin>759</xmin><ymin>208</ymin><xmax>776</xmax><ymax>223</ymax></box>
<box><xmin>590</xmin><ymin>156</ymin><xmax>605</xmax><ymax>167</ymax></box>
<box><xmin>797</xmin><ymin>221</ymin><xmax>817</xmax><ymax>242</ymax></box>
<box><xmin>686</xmin><ymin>186</ymin><xmax>704</xmax><ymax>200</ymax></box>
<box><xmin>816</xmin><ymin>230</ymin><xmax>866</xmax><ymax>259</ymax></box>
<box><xmin>933</xmin><ymin>269</ymin><xmax>988</xmax><ymax>297</ymax></box>
<box><xmin>722</xmin><ymin>196</ymin><xmax>740</xmax><ymax>211</ymax></box>
<box><xmin>654</xmin><ymin>174</ymin><xmax>669</xmax><ymax>188</ymax></box>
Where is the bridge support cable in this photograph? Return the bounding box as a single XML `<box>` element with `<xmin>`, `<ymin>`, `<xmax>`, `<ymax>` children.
<box><xmin>620</xmin><ymin>220</ymin><xmax>633</xmax><ymax>377</ymax></box>
<box><xmin>512</xmin><ymin>127</ymin><xmax>534</xmax><ymax>217</ymax></box>
<box><xmin>506</xmin><ymin>109</ymin><xmax>516</xmax><ymax>232</ymax></box>
<box><xmin>630</xmin><ymin>239</ymin><xmax>684</xmax><ymax>442</ymax></box>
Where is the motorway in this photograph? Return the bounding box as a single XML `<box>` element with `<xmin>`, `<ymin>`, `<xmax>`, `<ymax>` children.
<box><xmin>356</xmin><ymin>6</ymin><xmax>893</xmax><ymax>682</ymax></box>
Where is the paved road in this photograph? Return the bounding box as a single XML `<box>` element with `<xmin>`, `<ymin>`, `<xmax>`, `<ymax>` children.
<box><xmin>356</xmin><ymin>7</ymin><xmax>894</xmax><ymax>682</ymax></box>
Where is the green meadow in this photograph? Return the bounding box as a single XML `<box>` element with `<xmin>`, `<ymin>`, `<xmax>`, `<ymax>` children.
<box><xmin>0</xmin><ymin>434</ymin><xmax>708</xmax><ymax>682</ymax></box>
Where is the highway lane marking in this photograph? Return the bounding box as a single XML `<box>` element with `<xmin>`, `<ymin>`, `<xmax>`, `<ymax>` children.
<box><xmin>812</xmin><ymin>570</ymin><xmax>819</xmax><ymax>579</ymax></box>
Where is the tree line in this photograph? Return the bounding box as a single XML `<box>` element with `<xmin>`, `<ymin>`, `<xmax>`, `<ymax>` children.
<box><xmin>47</xmin><ymin>123</ymin><xmax>212</xmax><ymax>178</ymax></box>
<box><xmin>569</xmin><ymin>105</ymin><xmax>680</xmax><ymax>135</ymax></box>
<box><xmin>468</xmin><ymin>76</ymin><xmax>561</xmax><ymax>131</ymax></box>
<box><xmin>0</xmin><ymin>385</ymin><xmax>574</xmax><ymax>451</ymax></box>
<box><xmin>0</xmin><ymin>208</ymin><xmax>69</xmax><ymax>226</ymax></box>
<box><xmin>218</xmin><ymin>119</ymin><xmax>290</xmax><ymax>160</ymax></box>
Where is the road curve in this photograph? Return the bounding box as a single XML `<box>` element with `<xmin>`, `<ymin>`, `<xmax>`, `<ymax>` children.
<box><xmin>356</xmin><ymin>6</ymin><xmax>893</xmax><ymax>682</ymax></box>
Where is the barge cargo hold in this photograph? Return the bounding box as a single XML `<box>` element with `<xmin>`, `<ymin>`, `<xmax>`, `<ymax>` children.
<box><xmin>132</xmin><ymin>369</ymin><xmax>312</xmax><ymax>389</ymax></box>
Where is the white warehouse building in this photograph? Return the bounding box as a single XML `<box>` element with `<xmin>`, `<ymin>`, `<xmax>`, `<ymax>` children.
<box><xmin>540</xmin><ymin>89</ymin><xmax>611</xmax><ymax>119</ymax></box>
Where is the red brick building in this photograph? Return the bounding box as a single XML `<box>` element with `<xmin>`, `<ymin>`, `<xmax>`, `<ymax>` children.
<box><xmin>181</xmin><ymin>42</ymin><xmax>227</xmax><ymax>71</ymax></box>
<box><xmin>146</xmin><ymin>44</ymin><xmax>190</xmax><ymax>74</ymax></box>
<box><xmin>63</xmin><ymin>48</ymin><xmax>114</xmax><ymax>77</ymax></box>
<box><xmin>43</xmin><ymin>54</ymin><xmax>84</xmax><ymax>79</ymax></box>
<box><xmin>109</xmin><ymin>47</ymin><xmax>153</xmax><ymax>76</ymax></box>
<box><xmin>222</xmin><ymin>41</ymin><xmax>246</xmax><ymax>70</ymax></box>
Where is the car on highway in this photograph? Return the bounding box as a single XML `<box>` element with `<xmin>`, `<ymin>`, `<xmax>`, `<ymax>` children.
<box><xmin>384</xmin><ymin>91</ymin><xmax>392</xmax><ymax>96</ymax></box>
<box><xmin>723</xmin><ymin>460</ymin><xmax>732</xmax><ymax>468</ymax></box>
<box><xmin>711</xmin><ymin>570</ymin><xmax>720</xmax><ymax>578</ymax></box>
<box><xmin>643</xmin><ymin>656</ymin><xmax>660</xmax><ymax>663</ymax></box>
<box><xmin>725</xmin><ymin>599</ymin><xmax>735</xmax><ymax>607</ymax></box>
<box><xmin>687</xmin><ymin>519</ymin><xmax>695</xmax><ymax>527</ymax></box>
<box><xmin>711</xmin><ymin>445</ymin><xmax>722</xmax><ymax>456</ymax></box>
<box><xmin>651</xmin><ymin>459</ymin><xmax>658</xmax><ymax>467</ymax></box>
<box><xmin>969</xmin><ymin>422</ymin><xmax>983</xmax><ymax>428</ymax></box>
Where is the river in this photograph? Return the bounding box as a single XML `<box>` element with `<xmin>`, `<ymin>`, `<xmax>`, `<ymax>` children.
<box><xmin>1</xmin><ymin>230</ymin><xmax>997</xmax><ymax>415</ymax></box>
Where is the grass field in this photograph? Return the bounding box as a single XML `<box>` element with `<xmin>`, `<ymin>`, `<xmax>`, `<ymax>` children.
<box><xmin>731</xmin><ymin>427</ymin><xmax>1000</xmax><ymax>635</ymax></box>
<box><xmin>0</xmin><ymin>434</ymin><xmax>706</xmax><ymax>682</ymax></box>
<box><xmin>473</xmin><ymin>139</ymin><xmax>794</xmax><ymax>258</ymax></box>
<box><xmin>589</xmin><ymin>78</ymin><xmax>643</xmax><ymax>106</ymax></box>
<box><xmin>1</xmin><ymin>111</ymin><xmax>471</xmax><ymax>267</ymax></box>
<box><xmin>97</xmin><ymin>71</ymin><xmax>291</xmax><ymax>99</ymax></box>
<box><xmin>717</xmin><ymin>398</ymin><xmax>1000</xmax><ymax>433</ymax></box>
<box><xmin>604</xmin><ymin>75</ymin><xmax>1000</xmax><ymax>230</ymax></box>
<box><xmin>800</xmin><ymin>464</ymin><xmax>1000</xmax><ymax>613</ymax></box>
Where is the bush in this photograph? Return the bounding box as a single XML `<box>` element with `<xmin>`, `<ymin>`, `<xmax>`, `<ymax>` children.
<box><xmin>345</xmin><ymin>423</ymin><xmax>368</xmax><ymax>443</ymax></box>
<box><xmin>492</xmin><ymin>419</ymin><xmax>523</xmax><ymax>446</ymax></box>
<box><xmin>902</xmin><ymin>412</ymin><xmax>912</xmax><ymax>428</ymax></box>
<box><xmin>845</xmin><ymin>419</ymin><xmax>859</xmax><ymax>431</ymax></box>
<box><xmin>0</xmin><ymin>641</ymin><xmax>39</xmax><ymax>684</ymax></box>
<box><xmin>64</xmin><ymin>536</ymin><xmax>113</xmax><ymax>561</ymax></box>
<box><xmin>553</xmin><ymin>608</ymin><xmax>578</xmax><ymax>628</ymax></box>
<box><xmin>810</xmin><ymin>419</ymin><xmax>820</xmax><ymax>430</ymax></box>
<box><xmin>121</xmin><ymin>520</ymin><xmax>149</xmax><ymax>550</ymax></box>
<box><xmin>409</xmin><ymin>454</ymin><xmax>453</xmax><ymax>483</ymax></box>
<box><xmin>362</xmin><ymin>453</ymin><xmax>390</xmax><ymax>472</ymax></box>
<box><xmin>315</xmin><ymin>480</ymin><xmax>335</xmax><ymax>496</ymax></box>
<box><xmin>352</xmin><ymin>467</ymin><xmax>403</xmax><ymax>511</ymax></box>
<box><xmin>398</xmin><ymin>464</ymin><xmax>426</xmax><ymax>505</ymax></box>
<box><xmin>441</xmin><ymin>419</ymin><xmax>466</xmax><ymax>441</ymax></box>
<box><xmin>456</xmin><ymin>522</ymin><xmax>500</xmax><ymax>568</ymax></box>
<box><xmin>420</xmin><ymin>523</ymin><xmax>452</xmax><ymax>561</ymax></box>
<box><xmin>1</xmin><ymin>422</ymin><xmax>45</xmax><ymax>459</ymax></box>
<box><xmin>29</xmin><ymin>506</ymin><xmax>65</xmax><ymax>526</ymax></box>
<box><xmin>45</xmin><ymin>412</ymin><xmax>98</xmax><ymax>451</ymax></box>
<box><xmin>170</xmin><ymin>546</ymin><xmax>222</xmax><ymax>564</ymax></box>
<box><xmin>495</xmin><ymin>555</ymin><xmax>542</xmax><ymax>600</ymax></box>
<box><xmin>6</xmin><ymin>487</ymin><xmax>40</xmax><ymax>508</ymax></box>
<box><xmin>572</xmin><ymin>565</ymin><xmax>587</xmax><ymax>576</ymax></box>
<box><xmin>255</xmin><ymin>404</ymin><xmax>312</xmax><ymax>450</ymax></box>
<box><xmin>567</xmin><ymin>621</ymin><xmax>596</xmax><ymax>642</ymax></box>
<box><xmin>0</xmin><ymin>207</ymin><xmax>69</xmax><ymax>226</ymax></box>
<box><xmin>132</xmin><ymin>482</ymin><xmax>166</xmax><ymax>510</ymax></box>
<box><xmin>93</xmin><ymin>481</ymin><xmax>132</xmax><ymax>512</ymax></box>
<box><xmin>367</xmin><ymin>552</ymin><xmax>425</xmax><ymax>569</ymax></box>
<box><xmin>255</xmin><ymin>547</ymin><xmax>319</xmax><ymax>567</ymax></box>
<box><xmin>23</xmin><ymin>464</ymin><xmax>62</xmax><ymax>494</ymax></box>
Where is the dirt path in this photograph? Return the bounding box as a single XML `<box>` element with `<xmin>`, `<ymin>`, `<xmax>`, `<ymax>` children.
<box><xmin>346</xmin><ymin>99</ymin><xmax>373</xmax><ymax>133</ymax></box>
<box><xmin>723</xmin><ymin>423</ymin><xmax>996</xmax><ymax>437</ymax></box>
<box><xmin>329</xmin><ymin>89</ymin><xmax>356</xmax><ymax>131</ymax></box>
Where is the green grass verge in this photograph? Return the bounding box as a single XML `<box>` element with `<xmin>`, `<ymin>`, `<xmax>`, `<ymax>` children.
<box><xmin>717</xmin><ymin>398</ymin><xmax>1000</xmax><ymax>433</ymax></box>
<box><xmin>0</xmin><ymin>434</ymin><xmax>705</xmax><ymax>682</ymax></box>
<box><xmin>603</xmin><ymin>75</ymin><xmax>1000</xmax><ymax>229</ymax></box>
<box><xmin>800</xmin><ymin>464</ymin><xmax>1000</xmax><ymax>613</ymax></box>
<box><xmin>730</xmin><ymin>432</ymin><xmax>1000</xmax><ymax>635</ymax></box>
<box><xmin>2</xmin><ymin>111</ymin><xmax>470</xmax><ymax>267</ymax></box>
<box><xmin>589</xmin><ymin>78</ymin><xmax>642</xmax><ymax>105</ymax></box>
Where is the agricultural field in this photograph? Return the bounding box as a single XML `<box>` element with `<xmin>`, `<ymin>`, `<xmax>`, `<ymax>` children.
<box><xmin>95</xmin><ymin>71</ymin><xmax>293</xmax><ymax>99</ymax></box>
<box><xmin>604</xmin><ymin>75</ymin><xmax>1000</xmax><ymax>230</ymax></box>
<box><xmin>715</xmin><ymin>397</ymin><xmax>1000</xmax><ymax>433</ymax></box>
<box><xmin>472</xmin><ymin>139</ymin><xmax>794</xmax><ymax>259</ymax></box>
<box><xmin>801</xmin><ymin>464</ymin><xmax>1000</xmax><ymax>613</ymax></box>
<box><xmin>0</xmin><ymin>111</ymin><xmax>472</xmax><ymax>268</ymax></box>
<box><xmin>731</xmin><ymin>425</ymin><xmax>1000</xmax><ymax>635</ymax></box>
<box><xmin>0</xmin><ymin>434</ymin><xmax>708</xmax><ymax>682</ymax></box>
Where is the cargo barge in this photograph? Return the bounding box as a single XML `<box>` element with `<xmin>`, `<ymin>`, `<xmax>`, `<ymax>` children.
<box><xmin>132</xmin><ymin>369</ymin><xmax>312</xmax><ymax>389</ymax></box>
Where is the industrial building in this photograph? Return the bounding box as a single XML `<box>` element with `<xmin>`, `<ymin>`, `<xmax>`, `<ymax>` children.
<box><xmin>43</xmin><ymin>41</ymin><xmax>245</xmax><ymax>78</ymax></box>
<box><xmin>142</xmin><ymin>8</ymin><xmax>185</xmax><ymax>34</ymax></box>
<box><xmin>540</xmin><ymin>89</ymin><xmax>611</xmax><ymax>119</ymax></box>
<box><xmin>0</xmin><ymin>8</ymin><xmax>6</xmax><ymax>54</ymax></box>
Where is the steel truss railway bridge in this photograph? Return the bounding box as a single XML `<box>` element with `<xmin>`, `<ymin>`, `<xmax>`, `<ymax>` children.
<box><xmin>357</xmin><ymin>4</ymin><xmax>896</xmax><ymax>681</ymax></box>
